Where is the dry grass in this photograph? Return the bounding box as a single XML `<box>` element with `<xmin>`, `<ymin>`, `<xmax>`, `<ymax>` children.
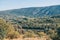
<box><xmin>3</xmin><ymin>35</ymin><xmax>52</xmax><ymax>40</ymax></box>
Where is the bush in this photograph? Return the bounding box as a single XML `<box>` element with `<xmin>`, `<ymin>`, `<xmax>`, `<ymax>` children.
<box><xmin>0</xmin><ymin>18</ymin><xmax>20</xmax><ymax>39</ymax></box>
<box><xmin>37</xmin><ymin>32</ymin><xmax>46</xmax><ymax>37</ymax></box>
<box><xmin>23</xmin><ymin>30</ymin><xmax>36</xmax><ymax>38</ymax></box>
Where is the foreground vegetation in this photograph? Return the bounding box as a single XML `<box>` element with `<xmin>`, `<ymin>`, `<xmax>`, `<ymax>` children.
<box><xmin>0</xmin><ymin>16</ymin><xmax>60</xmax><ymax>40</ymax></box>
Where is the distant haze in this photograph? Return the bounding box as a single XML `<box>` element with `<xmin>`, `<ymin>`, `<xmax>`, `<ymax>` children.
<box><xmin>0</xmin><ymin>0</ymin><xmax>60</xmax><ymax>11</ymax></box>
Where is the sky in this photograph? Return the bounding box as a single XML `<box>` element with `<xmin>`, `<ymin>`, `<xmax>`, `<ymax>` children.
<box><xmin>0</xmin><ymin>0</ymin><xmax>60</xmax><ymax>11</ymax></box>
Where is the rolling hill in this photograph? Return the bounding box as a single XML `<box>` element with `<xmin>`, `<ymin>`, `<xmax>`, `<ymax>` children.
<box><xmin>0</xmin><ymin>5</ymin><xmax>60</xmax><ymax>18</ymax></box>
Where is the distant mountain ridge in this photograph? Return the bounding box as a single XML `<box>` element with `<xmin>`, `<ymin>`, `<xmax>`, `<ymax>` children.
<box><xmin>0</xmin><ymin>5</ymin><xmax>60</xmax><ymax>17</ymax></box>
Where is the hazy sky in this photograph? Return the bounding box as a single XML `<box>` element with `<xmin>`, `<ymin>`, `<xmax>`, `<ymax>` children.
<box><xmin>0</xmin><ymin>0</ymin><xmax>60</xmax><ymax>11</ymax></box>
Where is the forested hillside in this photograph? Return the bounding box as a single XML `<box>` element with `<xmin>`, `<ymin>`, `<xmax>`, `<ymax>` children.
<box><xmin>0</xmin><ymin>5</ymin><xmax>60</xmax><ymax>17</ymax></box>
